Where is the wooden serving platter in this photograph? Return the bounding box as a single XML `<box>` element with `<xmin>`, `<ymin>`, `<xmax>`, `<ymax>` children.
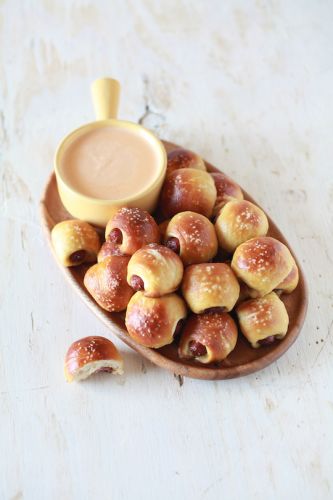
<box><xmin>40</xmin><ymin>141</ymin><xmax>308</xmax><ymax>380</ymax></box>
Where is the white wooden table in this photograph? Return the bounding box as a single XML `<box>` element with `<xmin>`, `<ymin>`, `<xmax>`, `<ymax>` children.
<box><xmin>1</xmin><ymin>1</ymin><xmax>332</xmax><ymax>499</ymax></box>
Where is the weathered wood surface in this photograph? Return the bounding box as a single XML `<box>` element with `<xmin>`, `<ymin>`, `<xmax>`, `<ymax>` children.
<box><xmin>1</xmin><ymin>1</ymin><xmax>332</xmax><ymax>499</ymax></box>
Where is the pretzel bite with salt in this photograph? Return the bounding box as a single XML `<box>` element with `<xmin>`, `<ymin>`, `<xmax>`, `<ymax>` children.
<box><xmin>178</xmin><ymin>313</ymin><xmax>238</xmax><ymax>364</ymax></box>
<box><xmin>159</xmin><ymin>168</ymin><xmax>217</xmax><ymax>219</ymax></box>
<box><xmin>64</xmin><ymin>336</ymin><xmax>123</xmax><ymax>382</ymax></box>
<box><xmin>127</xmin><ymin>243</ymin><xmax>183</xmax><ymax>297</ymax></box>
<box><xmin>105</xmin><ymin>207</ymin><xmax>160</xmax><ymax>256</ymax></box>
<box><xmin>84</xmin><ymin>256</ymin><xmax>133</xmax><ymax>312</ymax></box>
<box><xmin>125</xmin><ymin>292</ymin><xmax>187</xmax><ymax>348</ymax></box>
<box><xmin>182</xmin><ymin>263</ymin><xmax>240</xmax><ymax>314</ymax></box>
<box><xmin>236</xmin><ymin>292</ymin><xmax>289</xmax><ymax>348</ymax></box>
<box><xmin>51</xmin><ymin>219</ymin><xmax>100</xmax><ymax>267</ymax></box>
<box><xmin>215</xmin><ymin>200</ymin><xmax>269</xmax><ymax>253</ymax></box>
<box><xmin>164</xmin><ymin>211</ymin><xmax>218</xmax><ymax>266</ymax></box>
<box><xmin>231</xmin><ymin>237</ymin><xmax>294</xmax><ymax>297</ymax></box>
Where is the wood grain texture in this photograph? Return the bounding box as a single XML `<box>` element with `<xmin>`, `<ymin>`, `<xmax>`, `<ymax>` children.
<box><xmin>1</xmin><ymin>1</ymin><xmax>333</xmax><ymax>499</ymax></box>
<box><xmin>40</xmin><ymin>140</ymin><xmax>308</xmax><ymax>380</ymax></box>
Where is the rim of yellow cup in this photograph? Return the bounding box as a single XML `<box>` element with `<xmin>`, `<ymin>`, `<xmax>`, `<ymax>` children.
<box><xmin>54</xmin><ymin>78</ymin><xmax>167</xmax><ymax>206</ymax></box>
<box><xmin>54</xmin><ymin>119</ymin><xmax>167</xmax><ymax>205</ymax></box>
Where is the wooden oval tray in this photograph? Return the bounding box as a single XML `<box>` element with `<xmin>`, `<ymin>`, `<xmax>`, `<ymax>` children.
<box><xmin>40</xmin><ymin>140</ymin><xmax>308</xmax><ymax>380</ymax></box>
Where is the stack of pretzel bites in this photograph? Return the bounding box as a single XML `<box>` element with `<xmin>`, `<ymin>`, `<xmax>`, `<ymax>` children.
<box><xmin>51</xmin><ymin>148</ymin><xmax>299</xmax><ymax>381</ymax></box>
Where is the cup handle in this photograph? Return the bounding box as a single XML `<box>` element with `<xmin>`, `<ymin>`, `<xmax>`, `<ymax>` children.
<box><xmin>91</xmin><ymin>77</ymin><xmax>121</xmax><ymax>120</ymax></box>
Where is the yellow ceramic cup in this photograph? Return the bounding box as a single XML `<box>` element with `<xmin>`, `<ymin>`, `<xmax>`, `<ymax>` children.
<box><xmin>54</xmin><ymin>78</ymin><xmax>167</xmax><ymax>227</ymax></box>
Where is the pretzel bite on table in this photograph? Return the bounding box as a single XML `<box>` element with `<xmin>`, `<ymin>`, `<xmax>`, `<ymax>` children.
<box><xmin>84</xmin><ymin>256</ymin><xmax>133</xmax><ymax>312</ymax></box>
<box><xmin>164</xmin><ymin>211</ymin><xmax>218</xmax><ymax>266</ymax></box>
<box><xmin>215</xmin><ymin>200</ymin><xmax>269</xmax><ymax>253</ymax></box>
<box><xmin>159</xmin><ymin>168</ymin><xmax>217</xmax><ymax>218</ymax></box>
<box><xmin>127</xmin><ymin>243</ymin><xmax>183</xmax><ymax>297</ymax></box>
<box><xmin>211</xmin><ymin>172</ymin><xmax>244</xmax><ymax>217</ymax></box>
<box><xmin>166</xmin><ymin>148</ymin><xmax>206</xmax><ymax>176</ymax></box>
<box><xmin>51</xmin><ymin>219</ymin><xmax>101</xmax><ymax>267</ymax></box>
<box><xmin>64</xmin><ymin>336</ymin><xmax>123</xmax><ymax>382</ymax></box>
<box><xmin>105</xmin><ymin>207</ymin><xmax>160</xmax><ymax>256</ymax></box>
<box><xmin>178</xmin><ymin>313</ymin><xmax>238</xmax><ymax>364</ymax></box>
<box><xmin>231</xmin><ymin>237</ymin><xmax>294</xmax><ymax>297</ymax></box>
<box><xmin>125</xmin><ymin>292</ymin><xmax>187</xmax><ymax>348</ymax></box>
<box><xmin>236</xmin><ymin>292</ymin><xmax>289</xmax><ymax>348</ymax></box>
<box><xmin>182</xmin><ymin>263</ymin><xmax>240</xmax><ymax>314</ymax></box>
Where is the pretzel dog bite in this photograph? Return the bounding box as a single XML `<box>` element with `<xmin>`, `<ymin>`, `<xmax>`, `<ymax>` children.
<box><xmin>51</xmin><ymin>219</ymin><xmax>101</xmax><ymax>267</ymax></box>
<box><xmin>84</xmin><ymin>255</ymin><xmax>134</xmax><ymax>312</ymax></box>
<box><xmin>164</xmin><ymin>211</ymin><xmax>218</xmax><ymax>266</ymax></box>
<box><xmin>178</xmin><ymin>313</ymin><xmax>238</xmax><ymax>364</ymax></box>
<box><xmin>125</xmin><ymin>292</ymin><xmax>187</xmax><ymax>348</ymax></box>
<box><xmin>64</xmin><ymin>336</ymin><xmax>123</xmax><ymax>382</ymax></box>
<box><xmin>127</xmin><ymin>243</ymin><xmax>183</xmax><ymax>297</ymax></box>
<box><xmin>105</xmin><ymin>207</ymin><xmax>160</xmax><ymax>256</ymax></box>
<box><xmin>182</xmin><ymin>263</ymin><xmax>240</xmax><ymax>314</ymax></box>
<box><xmin>215</xmin><ymin>200</ymin><xmax>269</xmax><ymax>253</ymax></box>
<box><xmin>236</xmin><ymin>292</ymin><xmax>289</xmax><ymax>348</ymax></box>
<box><xmin>159</xmin><ymin>168</ymin><xmax>217</xmax><ymax>219</ymax></box>
<box><xmin>231</xmin><ymin>237</ymin><xmax>294</xmax><ymax>297</ymax></box>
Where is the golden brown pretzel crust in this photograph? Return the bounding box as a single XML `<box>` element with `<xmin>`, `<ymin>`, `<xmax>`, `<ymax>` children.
<box><xmin>125</xmin><ymin>292</ymin><xmax>187</xmax><ymax>348</ymax></box>
<box><xmin>165</xmin><ymin>211</ymin><xmax>218</xmax><ymax>266</ymax></box>
<box><xmin>84</xmin><ymin>255</ymin><xmax>133</xmax><ymax>312</ymax></box>
<box><xmin>178</xmin><ymin>313</ymin><xmax>238</xmax><ymax>363</ymax></box>
<box><xmin>105</xmin><ymin>207</ymin><xmax>160</xmax><ymax>255</ymax></box>
<box><xmin>64</xmin><ymin>336</ymin><xmax>123</xmax><ymax>382</ymax></box>
<box><xmin>158</xmin><ymin>219</ymin><xmax>171</xmax><ymax>240</ymax></box>
<box><xmin>51</xmin><ymin>219</ymin><xmax>101</xmax><ymax>267</ymax></box>
<box><xmin>127</xmin><ymin>243</ymin><xmax>183</xmax><ymax>297</ymax></box>
<box><xmin>276</xmin><ymin>258</ymin><xmax>299</xmax><ymax>294</ymax></box>
<box><xmin>215</xmin><ymin>200</ymin><xmax>269</xmax><ymax>252</ymax></box>
<box><xmin>166</xmin><ymin>148</ymin><xmax>206</xmax><ymax>176</ymax></box>
<box><xmin>182</xmin><ymin>263</ymin><xmax>240</xmax><ymax>313</ymax></box>
<box><xmin>98</xmin><ymin>239</ymin><xmax>124</xmax><ymax>262</ymax></box>
<box><xmin>236</xmin><ymin>292</ymin><xmax>289</xmax><ymax>348</ymax></box>
<box><xmin>211</xmin><ymin>172</ymin><xmax>244</xmax><ymax>216</ymax></box>
<box><xmin>231</xmin><ymin>237</ymin><xmax>293</xmax><ymax>297</ymax></box>
<box><xmin>159</xmin><ymin>168</ymin><xmax>217</xmax><ymax>218</ymax></box>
